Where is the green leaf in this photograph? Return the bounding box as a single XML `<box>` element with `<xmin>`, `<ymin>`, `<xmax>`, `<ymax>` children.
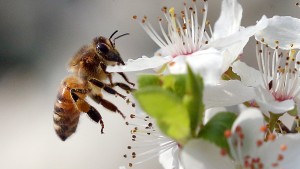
<box><xmin>138</xmin><ymin>74</ymin><xmax>188</xmax><ymax>97</ymax></box>
<box><xmin>268</xmin><ymin>112</ymin><xmax>283</xmax><ymax>132</ymax></box>
<box><xmin>135</xmin><ymin>66</ymin><xmax>206</xmax><ymax>142</ymax></box>
<box><xmin>288</xmin><ymin>107</ymin><xmax>298</xmax><ymax>116</ymax></box>
<box><xmin>162</xmin><ymin>74</ymin><xmax>187</xmax><ymax>97</ymax></box>
<box><xmin>222</xmin><ymin>67</ymin><xmax>241</xmax><ymax>81</ymax></box>
<box><xmin>198</xmin><ymin>112</ymin><xmax>237</xmax><ymax>151</ymax></box>
<box><xmin>134</xmin><ymin>87</ymin><xmax>191</xmax><ymax>144</ymax></box>
<box><xmin>183</xmin><ymin>65</ymin><xmax>205</xmax><ymax>136</ymax></box>
<box><xmin>137</xmin><ymin>75</ymin><xmax>161</xmax><ymax>88</ymax></box>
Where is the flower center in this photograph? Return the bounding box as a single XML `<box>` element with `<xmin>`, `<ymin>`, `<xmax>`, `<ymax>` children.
<box><xmin>256</xmin><ymin>41</ymin><xmax>300</xmax><ymax>101</ymax></box>
<box><xmin>133</xmin><ymin>0</ymin><xmax>212</xmax><ymax>58</ymax></box>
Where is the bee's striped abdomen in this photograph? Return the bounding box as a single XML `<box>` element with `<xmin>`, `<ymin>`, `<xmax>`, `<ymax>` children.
<box><xmin>53</xmin><ymin>78</ymin><xmax>81</xmax><ymax>141</ymax></box>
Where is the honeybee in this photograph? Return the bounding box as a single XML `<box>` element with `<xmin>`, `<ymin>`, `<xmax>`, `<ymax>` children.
<box><xmin>53</xmin><ymin>30</ymin><xmax>135</xmax><ymax>141</ymax></box>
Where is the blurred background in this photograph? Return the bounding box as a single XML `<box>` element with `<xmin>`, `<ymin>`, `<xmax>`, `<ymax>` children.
<box><xmin>0</xmin><ymin>0</ymin><xmax>299</xmax><ymax>168</ymax></box>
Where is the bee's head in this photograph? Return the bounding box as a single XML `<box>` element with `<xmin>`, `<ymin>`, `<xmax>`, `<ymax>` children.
<box><xmin>94</xmin><ymin>30</ymin><xmax>129</xmax><ymax>65</ymax></box>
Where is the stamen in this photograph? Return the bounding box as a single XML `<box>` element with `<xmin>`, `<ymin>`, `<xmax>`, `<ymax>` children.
<box><xmin>220</xmin><ymin>149</ymin><xmax>227</xmax><ymax>156</ymax></box>
<box><xmin>169</xmin><ymin>7</ymin><xmax>177</xmax><ymax>30</ymax></box>
<box><xmin>277</xmin><ymin>154</ymin><xmax>284</xmax><ymax>161</ymax></box>
<box><xmin>272</xmin><ymin>163</ymin><xmax>279</xmax><ymax>167</ymax></box>
<box><xmin>280</xmin><ymin>144</ymin><xmax>287</xmax><ymax>151</ymax></box>
<box><xmin>267</xmin><ymin>134</ymin><xmax>276</xmax><ymax>141</ymax></box>
<box><xmin>256</xmin><ymin>140</ymin><xmax>263</xmax><ymax>147</ymax></box>
<box><xmin>260</xmin><ymin>125</ymin><xmax>267</xmax><ymax>132</ymax></box>
<box><xmin>205</xmin><ymin>20</ymin><xmax>212</xmax><ymax>37</ymax></box>
<box><xmin>198</xmin><ymin>2</ymin><xmax>208</xmax><ymax>49</ymax></box>
<box><xmin>276</xmin><ymin>120</ymin><xmax>284</xmax><ymax>134</ymax></box>
<box><xmin>126</xmin><ymin>98</ymin><xmax>135</xmax><ymax>107</ymax></box>
<box><xmin>128</xmin><ymin>142</ymin><xmax>177</xmax><ymax>167</ymax></box>
<box><xmin>224</xmin><ymin>130</ymin><xmax>232</xmax><ymax>138</ymax></box>
<box><xmin>123</xmin><ymin>113</ymin><xmax>179</xmax><ymax>167</ymax></box>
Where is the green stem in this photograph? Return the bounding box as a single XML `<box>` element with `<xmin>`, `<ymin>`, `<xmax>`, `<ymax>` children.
<box><xmin>268</xmin><ymin>112</ymin><xmax>282</xmax><ymax>132</ymax></box>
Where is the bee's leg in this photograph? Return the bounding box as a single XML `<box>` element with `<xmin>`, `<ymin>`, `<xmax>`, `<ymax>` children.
<box><xmin>107</xmin><ymin>74</ymin><xmax>113</xmax><ymax>86</ymax></box>
<box><xmin>117</xmin><ymin>72</ymin><xmax>135</xmax><ymax>86</ymax></box>
<box><xmin>70</xmin><ymin>89</ymin><xmax>104</xmax><ymax>133</ymax></box>
<box><xmin>112</xmin><ymin>82</ymin><xmax>135</xmax><ymax>94</ymax></box>
<box><xmin>100</xmin><ymin>61</ymin><xmax>134</xmax><ymax>87</ymax></box>
<box><xmin>89</xmin><ymin>78</ymin><xmax>126</xmax><ymax>99</ymax></box>
<box><xmin>100</xmin><ymin>62</ymin><xmax>113</xmax><ymax>85</ymax></box>
<box><xmin>90</xmin><ymin>95</ymin><xmax>126</xmax><ymax>119</ymax></box>
<box><xmin>71</xmin><ymin>88</ymin><xmax>90</xmax><ymax>94</ymax></box>
<box><xmin>86</xmin><ymin>106</ymin><xmax>105</xmax><ymax>134</ymax></box>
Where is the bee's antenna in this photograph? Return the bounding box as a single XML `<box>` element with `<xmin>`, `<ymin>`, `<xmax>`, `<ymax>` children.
<box><xmin>109</xmin><ymin>30</ymin><xmax>119</xmax><ymax>40</ymax></box>
<box><xmin>113</xmin><ymin>33</ymin><xmax>130</xmax><ymax>46</ymax></box>
<box><xmin>114</xmin><ymin>33</ymin><xmax>130</xmax><ymax>41</ymax></box>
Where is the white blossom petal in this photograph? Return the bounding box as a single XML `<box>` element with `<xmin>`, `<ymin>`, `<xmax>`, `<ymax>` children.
<box><xmin>271</xmin><ymin>134</ymin><xmax>300</xmax><ymax>169</ymax></box>
<box><xmin>106</xmin><ymin>56</ymin><xmax>171</xmax><ymax>72</ymax></box>
<box><xmin>255</xmin><ymin>87</ymin><xmax>295</xmax><ymax>114</ymax></box>
<box><xmin>168</xmin><ymin>48</ymin><xmax>223</xmax><ymax>86</ymax></box>
<box><xmin>167</xmin><ymin>56</ymin><xmax>186</xmax><ymax>74</ymax></box>
<box><xmin>213</xmin><ymin>0</ymin><xmax>242</xmax><ymax>39</ymax></box>
<box><xmin>220</xmin><ymin>38</ymin><xmax>248</xmax><ymax>73</ymax></box>
<box><xmin>159</xmin><ymin>146</ymin><xmax>183</xmax><ymax>169</ymax></box>
<box><xmin>294</xmin><ymin>96</ymin><xmax>300</xmax><ymax>116</ymax></box>
<box><xmin>230</xmin><ymin>108</ymin><xmax>264</xmax><ymax>158</ymax></box>
<box><xmin>208</xmin><ymin>15</ymin><xmax>268</xmax><ymax>74</ymax></box>
<box><xmin>255</xmin><ymin>16</ymin><xmax>300</xmax><ymax>50</ymax></box>
<box><xmin>206</xmin><ymin>15</ymin><xmax>268</xmax><ymax>52</ymax></box>
<box><xmin>154</xmin><ymin>48</ymin><xmax>171</xmax><ymax>57</ymax></box>
<box><xmin>204</xmin><ymin>80</ymin><xmax>256</xmax><ymax>108</ymax></box>
<box><xmin>232</xmin><ymin>60</ymin><xmax>264</xmax><ymax>87</ymax></box>
<box><xmin>181</xmin><ymin>139</ymin><xmax>234</xmax><ymax>169</ymax></box>
<box><xmin>204</xmin><ymin>105</ymin><xmax>245</xmax><ymax>124</ymax></box>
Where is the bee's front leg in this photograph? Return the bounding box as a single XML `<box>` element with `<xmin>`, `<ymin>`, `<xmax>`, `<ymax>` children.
<box><xmin>117</xmin><ymin>72</ymin><xmax>135</xmax><ymax>87</ymax></box>
<box><xmin>100</xmin><ymin>62</ymin><xmax>114</xmax><ymax>86</ymax></box>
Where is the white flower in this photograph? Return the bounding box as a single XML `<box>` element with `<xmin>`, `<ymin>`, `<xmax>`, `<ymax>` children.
<box><xmin>123</xmin><ymin>112</ymin><xmax>182</xmax><ymax>169</ymax></box>
<box><xmin>244</xmin><ymin>15</ymin><xmax>300</xmax><ymax>114</ymax></box>
<box><xmin>107</xmin><ymin>0</ymin><xmax>268</xmax><ymax>86</ymax></box>
<box><xmin>181</xmin><ymin>108</ymin><xmax>300</xmax><ymax>169</ymax></box>
<box><xmin>232</xmin><ymin>43</ymin><xmax>299</xmax><ymax>114</ymax></box>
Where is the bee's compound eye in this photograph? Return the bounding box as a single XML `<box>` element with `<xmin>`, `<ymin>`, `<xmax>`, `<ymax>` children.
<box><xmin>97</xmin><ymin>43</ymin><xmax>109</xmax><ymax>54</ymax></box>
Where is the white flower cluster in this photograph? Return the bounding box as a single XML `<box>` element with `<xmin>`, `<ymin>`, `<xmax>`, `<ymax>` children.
<box><xmin>112</xmin><ymin>0</ymin><xmax>300</xmax><ymax>169</ymax></box>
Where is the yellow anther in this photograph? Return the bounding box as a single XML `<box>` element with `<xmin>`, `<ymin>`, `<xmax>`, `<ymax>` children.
<box><xmin>169</xmin><ymin>7</ymin><xmax>175</xmax><ymax>17</ymax></box>
<box><xmin>169</xmin><ymin>7</ymin><xmax>177</xmax><ymax>30</ymax></box>
<box><xmin>290</xmin><ymin>49</ymin><xmax>296</xmax><ymax>59</ymax></box>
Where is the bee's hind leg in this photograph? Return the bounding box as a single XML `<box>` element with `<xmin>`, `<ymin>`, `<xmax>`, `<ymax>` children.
<box><xmin>70</xmin><ymin>89</ymin><xmax>104</xmax><ymax>133</ymax></box>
